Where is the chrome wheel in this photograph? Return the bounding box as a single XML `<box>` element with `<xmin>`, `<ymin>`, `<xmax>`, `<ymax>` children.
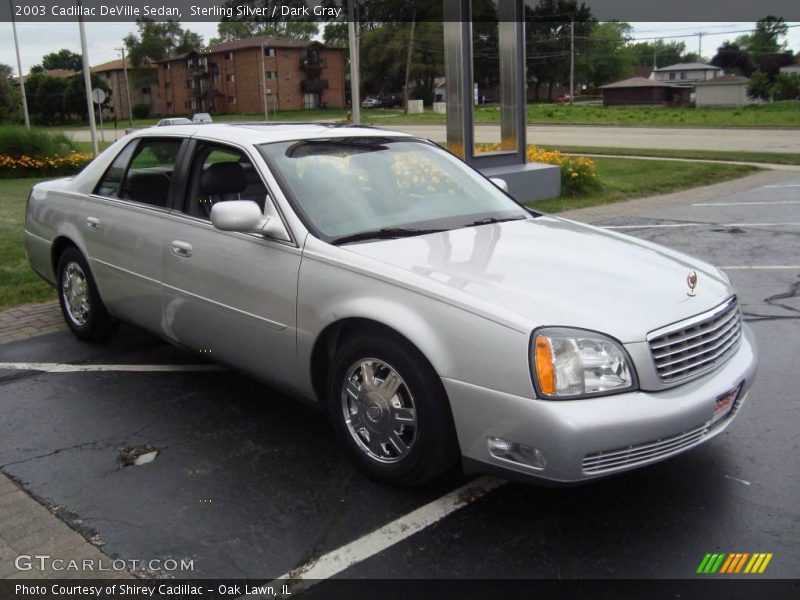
<box><xmin>341</xmin><ymin>358</ymin><xmax>418</xmax><ymax>464</ymax></box>
<box><xmin>61</xmin><ymin>261</ymin><xmax>91</xmax><ymax>326</ymax></box>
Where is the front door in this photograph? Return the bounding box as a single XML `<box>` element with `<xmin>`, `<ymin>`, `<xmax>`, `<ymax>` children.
<box><xmin>160</xmin><ymin>141</ymin><xmax>302</xmax><ymax>389</ymax></box>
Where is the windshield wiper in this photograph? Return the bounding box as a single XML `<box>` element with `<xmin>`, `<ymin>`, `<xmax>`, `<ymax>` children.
<box><xmin>331</xmin><ymin>227</ymin><xmax>446</xmax><ymax>245</ymax></box>
<box><xmin>465</xmin><ymin>215</ymin><xmax>527</xmax><ymax>227</ymax></box>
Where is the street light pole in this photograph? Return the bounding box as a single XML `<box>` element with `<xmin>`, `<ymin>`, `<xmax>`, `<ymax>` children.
<box><xmin>569</xmin><ymin>19</ymin><xmax>574</xmax><ymax>104</ymax></box>
<box><xmin>347</xmin><ymin>0</ymin><xmax>360</xmax><ymax>124</ymax></box>
<box><xmin>117</xmin><ymin>46</ymin><xmax>133</xmax><ymax>128</ymax></box>
<box><xmin>78</xmin><ymin>8</ymin><xmax>98</xmax><ymax>156</ymax></box>
<box><xmin>10</xmin><ymin>0</ymin><xmax>30</xmax><ymax>128</ymax></box>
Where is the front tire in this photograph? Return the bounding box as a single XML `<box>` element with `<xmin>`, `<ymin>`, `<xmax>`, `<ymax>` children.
<box><xmin>327</xmin><ymin>333</ymin><xmax>460</xmax><ymax>486</ymax></box>
<box><xmin>57</xmin><ymin>247</ymin><xmax>117</xmax><ymax>342</ymax></box>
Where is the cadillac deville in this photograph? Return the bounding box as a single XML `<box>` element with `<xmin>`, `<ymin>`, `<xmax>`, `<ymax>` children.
<box><xmin>24</xmin><ymin>124</ymin><xmax>757</xmax><ymax>485</ymax></box>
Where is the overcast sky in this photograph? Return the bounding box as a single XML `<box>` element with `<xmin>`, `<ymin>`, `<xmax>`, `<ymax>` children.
<box><xmin>1</xmin><ymin>21</ymin><xmax>799</xmax><ymax>76</ymax></box>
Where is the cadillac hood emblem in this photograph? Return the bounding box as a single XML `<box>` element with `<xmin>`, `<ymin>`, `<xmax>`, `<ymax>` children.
<box><xmin>687</xmin><ymin>271</ymin><xmax>698</xmax><ymax>296</ymax></box>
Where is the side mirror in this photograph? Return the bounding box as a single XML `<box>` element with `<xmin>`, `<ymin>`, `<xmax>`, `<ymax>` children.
<box><xmin>490</xmin><ymin>177</ymin><xmax>509</xmax><ymax>193</ymax></box>
<box><xmin>211</xmin><ymin>201</ymin><xmax>266</xmax><ymax>233</ymax></box>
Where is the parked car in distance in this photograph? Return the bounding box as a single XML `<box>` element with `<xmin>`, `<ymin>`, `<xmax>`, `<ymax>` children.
<box><xmin>24</xmin><ymin>124</ymin><xmax>757</xmax><ymax>486</ymax></box>
<box><xmin>555</xmin><ymin>94</ymin><xmax>572</xmax><ymax>103</ymax></box>
<box><xmin>192</xmin><ymin>113</ymin><xmax>213</xmax><ymax>123</ymax></box>
<box><xmin>381</xmin><ymin>95</ymin><xmax>402</xmax><ymax>108</ymax></box>
<box><xmin>154</xmin><ymin>117</ymin><xmax>193</xmax><ymax>127</ymax></box>
<box><xmin>361</xmin><ymin>97</ymin><xmax>383</xmax><ymax>109</ymax></box>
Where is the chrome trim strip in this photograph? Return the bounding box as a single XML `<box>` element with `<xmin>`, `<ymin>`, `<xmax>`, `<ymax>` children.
<box><xmin>646</xmin><ymin>296</ymin><xmax>737</xmax><ymax>342</ymax></box>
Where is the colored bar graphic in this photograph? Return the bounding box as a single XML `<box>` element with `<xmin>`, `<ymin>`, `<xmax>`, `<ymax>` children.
<box><xmin>699</xmin><ymin>552</ymin><xmax>772</xmax><ymax>575</ymax></box>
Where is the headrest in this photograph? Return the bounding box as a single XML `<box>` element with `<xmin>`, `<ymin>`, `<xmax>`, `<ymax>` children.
<box><xmin>127</xmin><ymin>172</ymin><xmax>171</xmax><ymax>206</ymax></box>
<box><xmin>201</xmin><ymin>162</ymin><xmax>247</xmax><ymax>196</ymax></box>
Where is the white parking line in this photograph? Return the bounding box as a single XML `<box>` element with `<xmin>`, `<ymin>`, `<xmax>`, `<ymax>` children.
<box><xmin>267</xmin><ymin>476</ymin><xmax>506</xmax><ymax>592</ymax></box>
<box><xmin>720</xmin><ymin>266</ymin><xmax>800</xmax><ymax>270</ymax></box>
<box><xmin>763</xmin><ymin>184</ymin><xmax>800</xmax><ymax>188</ymax></box>
<box><xmin>602</xmin><ymin>222</ymin><xmax>800</xmax><ymax>230</ymax></box>
<box><xmin>0</xmin><ymin>362</ymin><xmax>224</xmax><ymax>372</ymax></box>
<box><xmin>691</xmin><ymin>201</ymin><xmax>800</xmax><ymax>206</ymax></box>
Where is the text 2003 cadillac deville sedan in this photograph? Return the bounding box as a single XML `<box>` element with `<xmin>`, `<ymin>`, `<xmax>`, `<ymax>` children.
<box><xmin>24</xmin><ymin>124</ymin><xmax>757</xmax><ymax>485</ymax></box>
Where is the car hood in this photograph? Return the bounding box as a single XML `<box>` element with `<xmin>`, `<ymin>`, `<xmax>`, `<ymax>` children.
<box><xmin>342</xmin><ymin>216</ymin><xmax>732</xmax><ymax>343</ymax></box>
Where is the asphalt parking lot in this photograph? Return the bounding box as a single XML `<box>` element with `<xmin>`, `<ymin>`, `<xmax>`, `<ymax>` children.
<box><xmin>1</xmin><ymin>174</ymin><xmax>798</xmax><ymax>583</ymax></box>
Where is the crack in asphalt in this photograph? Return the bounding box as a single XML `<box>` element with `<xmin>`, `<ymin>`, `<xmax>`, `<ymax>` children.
<box><xmin>763</xmin><ymin>276</ymin><xmax>800</xmax><ymax>315</ymax></box>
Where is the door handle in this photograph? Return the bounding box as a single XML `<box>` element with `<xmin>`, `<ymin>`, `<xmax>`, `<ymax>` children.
<box><xmin>170</xmin><ymin>240</ymin><xmax>193</xmax><ymax>258</ymax></box>
<box><xmin>86</xmin><ymin>216</ymin><xmax>101</xmax><ymax>230</ymax></box>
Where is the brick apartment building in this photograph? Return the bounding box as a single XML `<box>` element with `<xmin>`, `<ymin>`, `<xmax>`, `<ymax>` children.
<box><xmin>157</xmin><ymin>36</ymin><xmax>346</xmax><ymax>116</ymax></box>
<box><xmin>92</xmin><ymin>59</ymin><xmax>162</xmax><ymax>120</ymax></box>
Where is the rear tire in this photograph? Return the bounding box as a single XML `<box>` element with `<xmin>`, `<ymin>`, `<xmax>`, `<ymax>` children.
<box><xmin>326</xmin><ymin>333</ymin><xmax>460</xmax><ymax>486</ymax></box>
<box><xmin>56</xmin><ymin>247</ymin><xmax>117</xmax><ymax>342</ymax></box>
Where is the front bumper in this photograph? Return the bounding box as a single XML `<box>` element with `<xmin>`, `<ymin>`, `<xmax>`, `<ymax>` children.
<box><xmin>445</xmin><ymin>324</ymin><xmax>758</xmax><ymax>483</ymax></box>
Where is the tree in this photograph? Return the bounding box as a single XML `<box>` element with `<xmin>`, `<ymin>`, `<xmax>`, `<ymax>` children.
<box><xmin>525</xmin><ymin>0</ymin><xmax>596</xmax><ymax>101</ymax></box>
<box><xmin>323</xmin><ymin>22</ymin><xmax>348</xmax><ymax>47</ymax></box>
<box><xmin>747</xmin><ymin>70</ymin><xmax>772</xmax><ymax>100</ymax></box>
<box><xmin>124</xmin><ymin>19</ymin><xmax>204</xmax><ymax>67</ymax></box>
<box><xmin>579</xmin><ymin>22</ymin><xmax>636</xmax><ymax>87</ymax></box>
<box><xmin>737</xmin><ymin>16</ymin><xmax>794</xmax><ymax>78</ymax></box>
<box><xmin>0</xmin><ymin>63</ymin><xmax>22</xmax><ymax>123</ymax></box>
<box><xmin>63</xmin><ymin>74</ymin><xmax>110</xmax><ymax>121</ymax></box>
<box><xmin>41</xmin><ymin>49</ymin><xmax>83</xmax><ymax>72</ymax></box>
<box><xmin>210</xmin><ymin>20</ymin><xmax>318</xmax><ymax>43</ymax></box>
<box><xmin>772</xmin><ymin>72</ymin><xmax>800</xmax><ymax>100</ymax></box>
<box><xmin>629</xmin><ymin>40</ymin><xmax>685</xmax><ymax>69</ymax></box>
<box><xmin>711</xmin><ymin>41</ymin><xmax>754</xmax><ymax>76</ymax></box>
<box><xmin>33</xmin><ymin>76</ymin><xmax>68</xmax><ymax>124</ymax></box>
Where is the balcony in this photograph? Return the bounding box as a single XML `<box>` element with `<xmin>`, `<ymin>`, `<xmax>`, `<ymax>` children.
<box><xmin>299</xmin><ymin>56</ymin><xmax>325</xmax><ymax>71</ymax></box>
<box><xmin>301</xmin><ymin>79</ymin><xmax>329</xmax><ymax>93</ymax></box>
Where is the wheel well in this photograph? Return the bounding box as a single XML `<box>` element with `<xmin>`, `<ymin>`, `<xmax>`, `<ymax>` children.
<box><xmin>51</xmin><ymin>237</ymin><xmax>78</xmax><ymax>277</ymax></box>
<box><xmin>309</xmin><ymin>318</ymin><xmax>431</xmax><ymax>404</ymax></box>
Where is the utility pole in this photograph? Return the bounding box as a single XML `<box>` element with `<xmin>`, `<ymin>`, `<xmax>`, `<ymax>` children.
<box><xmin>78</xmin><ymin>8</ymin><xmax>98</xmax><ymax>156</ymax></box>
<box><xmin>347</xmin><ymin>0</ymin><xmax>360</xmax><ymax>124</ymax></box>
<box><xmin>10</xmin><ymin>0</ymin><xmax>30</xmax><ymax>129</ymax></box>
<box><xmin>116</xmin><ymin>47</ymin><xmax>133</xmax><ymax>128</ymax></box>
<box><xmin>569</xmin><ymin>19</ymin><xmax>575</xmax><ymax>103</ymax></box>
<box><xmin>260</xmin><ymin>42</ymin><xmax>269</xmax><ymax>121</ymax></box>
<box><xmin>696</xmin><ymin>32</ymin><xmax>705</xmax><ymax>59</ymax></box>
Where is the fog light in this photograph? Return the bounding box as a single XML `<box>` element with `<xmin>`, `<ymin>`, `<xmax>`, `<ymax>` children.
<box><xmin>487</xmin><ymin>437</ymin><xmax>546</xmax><ymax>469</ymax></box>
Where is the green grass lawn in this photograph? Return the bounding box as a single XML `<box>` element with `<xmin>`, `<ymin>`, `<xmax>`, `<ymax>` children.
<box><xmin>0</xmin><ymin>177</ymin><xmax>55</xmax><ymax>307</ymax></box>
<box><xmin>539</xmin><ymin>145</ymin><xmax>800</xmax><ymax>166</ymax></box>
<box><xmin>361</xmin><ymin>101</ymin><xmax>800</xmax><ymax>128</ymax></box>
<box><xmin>0</xmin><ymin>157</ymin><xmax>760</xmax><ymax>308</ymax></box>
<box><xmin>531</xmin><ymin>157</ymin><xmax>760</xmax><ymax>213</ymax></box>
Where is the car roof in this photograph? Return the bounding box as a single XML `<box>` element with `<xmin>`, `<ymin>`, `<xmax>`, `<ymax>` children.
<box><xmin>135</xmin><ymin>123</ymin><xmax>413</xmax><ymax>145</ymax></box>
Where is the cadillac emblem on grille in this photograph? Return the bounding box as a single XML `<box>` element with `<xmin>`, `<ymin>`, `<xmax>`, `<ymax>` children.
<box><xmin>687</xmin><ymin>271</ymin><xmax>698</xmax><ymax>297</ymax></box>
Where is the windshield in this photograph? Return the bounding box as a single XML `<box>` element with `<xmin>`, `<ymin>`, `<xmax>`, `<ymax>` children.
<box><xmin>258</xmin><ymin>138</ymin><xmax>530</xmax><ymax>243</ymax></box>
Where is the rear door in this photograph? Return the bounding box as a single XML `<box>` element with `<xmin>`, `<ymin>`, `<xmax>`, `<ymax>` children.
<box><xmin>159</xmin><ymin>140</ymin><xmax>303</xmax><ymax>390</ymax></box>
<box><xmin>85</xmin><ymin>136</ymin><xmax>187</xmax><ymax>331</ymax></box>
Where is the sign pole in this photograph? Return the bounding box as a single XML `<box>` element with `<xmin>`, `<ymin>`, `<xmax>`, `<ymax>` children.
<box><xmin>78</xmin><ymin>6</ymin><xmax>98</xmax><ymax>156</ymax></box>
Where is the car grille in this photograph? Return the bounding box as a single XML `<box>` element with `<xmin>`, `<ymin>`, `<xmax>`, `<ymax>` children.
<box><xmin>582</xmin><ymin>424</ymin><xmax>709</xmax><ymax>474</ymax></box>
<box><xmin>648</xmin><ymin>297</ymin><xmax>742</xmax><ymax>384</ymax></box>
<box><xmin>582</xmin><ymin>390</ymin><xmax>745</xmax><ymax>475</ymax></box>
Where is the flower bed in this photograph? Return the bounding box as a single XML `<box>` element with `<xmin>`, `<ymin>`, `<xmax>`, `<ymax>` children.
<box><xmin>475</xmin><ymin>144</ymin><xmax>600</xmax><ymax>196</ymax></box>
<box><xmin>0</xmin><ymin>152</ymin><xmax>93</xmax><ymax>178</ymax></box>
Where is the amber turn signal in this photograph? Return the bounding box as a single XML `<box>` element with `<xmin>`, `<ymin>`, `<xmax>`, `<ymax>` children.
<box><xmin>534</xmin><ymin>335</ymin><xmax>555</xmax><ymax>395</ymax></box>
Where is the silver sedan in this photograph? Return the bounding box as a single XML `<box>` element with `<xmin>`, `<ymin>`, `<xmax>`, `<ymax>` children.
<box><xmin>24</xmin><ymin>124</ymin><xmax>757</xmax><ymax>485</ymax></box>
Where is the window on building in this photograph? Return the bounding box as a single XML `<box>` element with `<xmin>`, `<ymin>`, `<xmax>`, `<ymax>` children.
<box><xmin>188</xmin><ymin>79</ymin><xmax>195</xmax><ymax>89</ymax></box>
<box><xmin>226</xmin><ymin>74</ymin><xmax>235</xmax><ymax>82</ymax></box>
<box><xmin>211</xmin><ymin>73</ymin><xmax>220</xmax><ymax>83</ymax></box>
<box><xmin>142</xmin><ymin>87</ymin><xmax>150</xmax><ymax>94</ymax></box>
<box><xmin>187</xmin><ymin>58</ymin><xmax>194</xmax><ymax>68</ymax></box>
<box><xmin>680</xmin><ymin>72</ymin><xmax>686</xmax><ymax>80</ymax></box>
<box><xmin>669</xmin><ymin>72</ymin><xmax>675</xmax><ymax>80</ymax></box>
<box><xmin>284</xmin><ymin>71</ymin><xmax>290</xmax><ymax>79</ymax></box>
<box><xmin>265</xmin><ymin>47</ymin><xmax>276</xmax><ymax>57</ymax></box>
<box><xmin>165</xmin><ymin>82</ymin><xmax>171</xmax><ymax>89</ymax></box>
<box><xmin>266</xmin><ymin>71</ymin><xmax>277</xmax><ymax>80</ymax></box>
<box><xmin>163</xmin><ymin>63</ymin><xmax>170</xmax><ymax>71</ymax></box>
<box><xmin>225</xmin><ymin>52</ymin><xmax>233</xmax><ymax>61</ymax></box>
<box><xmin>228</xmin><ymin>96</ymin><xmax>236</xmax><ymax>104</ymax></box>
<box><xmin>166</xmin><ymin>101</ymin><xmax>172</xmax><ymax>109</ymax></box>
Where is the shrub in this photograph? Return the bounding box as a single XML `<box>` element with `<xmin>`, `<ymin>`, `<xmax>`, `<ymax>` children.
<box><xmin>0</xmin><ymin>126</ymin><xmax>89</xmax><ymax>178</ymax></box>
<box><xmin>132</xmin><ymin>103</ymin><xmax>151</xmax><ymax>119</ymax></box>
<box><xmin>475</xmin><ymin>144</ymin><xmax>600</xmax><ymax>197</ymax></box>
<box><xmin>0</xmin><ymin>126</ymin><xmax>76</xmax><ymax>158</ymax></box>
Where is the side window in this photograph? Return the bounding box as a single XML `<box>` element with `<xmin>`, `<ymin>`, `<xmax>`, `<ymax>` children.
<box><xmin>94</xmin><ymin>140</ymin><xmax>138</xmax><ymax>198</ymax></box>
<box><xmin>119</xmin><ymin>139</ymin><xmax>183</xmax><ymax>208</ymax></box>
<box><xmin>184</xmin><ymin>144</ymin><xmax>268</xmax><ymax>220</ymax></box>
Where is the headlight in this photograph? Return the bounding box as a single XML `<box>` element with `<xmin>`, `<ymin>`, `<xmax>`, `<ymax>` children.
<box><xmin>531</xmin><ymin>327</ymin><xmax>637</xmax><ymax>399</ymax></box>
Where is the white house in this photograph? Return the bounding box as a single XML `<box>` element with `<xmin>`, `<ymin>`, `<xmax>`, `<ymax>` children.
<box><xmin>779</xmin><ymin>63</ymin><xmax>800</xmax><ymax>76</ymax></box>
<box><xmin>694</xmin><ymin>74</ymin><xmax>750</xmax><ymax>108</ymax></box>
<box><xmin>651</xmin><ymin>62</ymin><xmax>722</xmax><ymax>86</ymax></box>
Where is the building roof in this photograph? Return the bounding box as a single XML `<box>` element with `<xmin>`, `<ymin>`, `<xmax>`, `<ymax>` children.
<box><xmin>600</xmin><ymin>77</ymin><xmax>679</xmax><ymax>90</ymax></box>
<box><xmin>695</xmin><ymin>74</ymin><xmax>749</xmax><ymax>86</ymax></box>
<box><xmin>158</xmin><ymin>36</ymin><xmax>340</xmax><ymax>63</ymax></box>
<box><xmin>632</xmin><ymin>66</ymin><xmax>653</xmax><ymax>79</ymax></box>
<box><xmin>20</xmin><ymin>68</ymin><xmax>77</xmax><ymax>82</ymax></box>
<box><xmin>91</xmin><ymin>58</ymin><xmax>155</xmax><ymax>72</ymax></box>
<box><xmin>653</xmin><ymin>62</ymin><xmax>721</xmax><ymax>72</ymax></box>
